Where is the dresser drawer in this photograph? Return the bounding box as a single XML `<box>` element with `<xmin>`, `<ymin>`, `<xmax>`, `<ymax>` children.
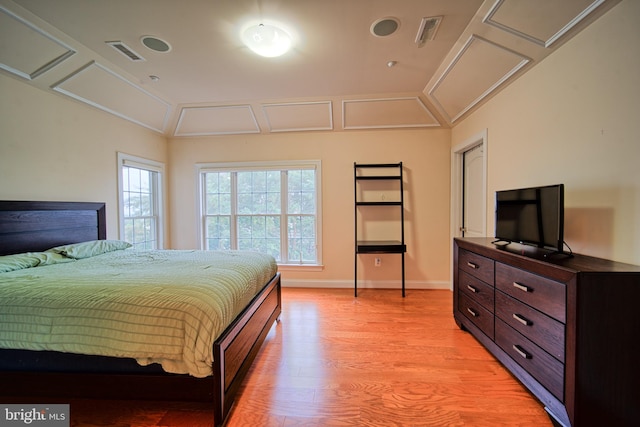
<box><xmin>458</xmin><ymin>291</ymin><xmax>494</xmax><ymax>339</ymax></box>
<box><xmin>495</xmin><ymin>290</ymin><xmax>565</xmax><ymax>363</ymax></box>
<box><xmin>495</xmin><ymin>263</ymin><xmax>566</xmax><ymax>323</ymax></box>
<box><xmin>495</xmin><ymin>319</ymin><xmax>564</xmax><ymax>401</ymax></box>
<box><xmin>459</xmin><ymin>270</ymin><xmax>494</xmax><ymax>312</ymax></box>
<box><xmin>459</xmin><ymin>249</ymin><xmax>494</xmax><ymax>284</ymax></box>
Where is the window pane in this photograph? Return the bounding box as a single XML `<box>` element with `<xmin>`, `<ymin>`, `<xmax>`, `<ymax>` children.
<box><xmin>205</xmin><ymin>172</ymin><xmax>231</xmax><ymax>215</ymax></box>
<box><xmin>301</xmin><ymin>169</ymin><xmax>315</xmax><ymax>191</ymax></box>
<box><xmin>288</xmin><ymin>191</ymin><xmax>300</xmax><ymax>213</ymax></box>
<box><xmin>129</xmin><ymin>168</ymin><xmax>141</xmax><ymax>191</ymax></box>
<box><xmin>123</xmin><ymin>192</ymin><xmax>131</xmax><ymax>217</ymax></box>
<box><xmin>237</xmin><ymin>193</ymin><xmax>252</xmax><ymax>214</ymax></box>
<box><xmin>237</xmin><ymin>171</ymin><xmax>280</xmax><ymax>214</ymax></box>
<box><xmin>205</xmin><ymin>216</ymin><xmax>231</xmax><ymax>250</ymax></box>
<box><xmin>288</xmin><ymin>169</ymin><xmax>315</xmax><ymax>214</ymax></box>
<box><xmin>288</xmin><ymin>170</ymin><xmax>301</xmax><ymax>192</ymax></box>
<box><xmin>300</xmin><ymin>191</ymin><xmax>315</xmax><ymax>214</ymax></box>
<box><xmin>140</xmin><ymin>193</ymin><xmax>152</xmax><ymax>216</ymax></box>
<box><xmin>288</xmin><ymin>215</ymin><xmax>316</xmax><ymax>262</ymax></box>
<box><xmin>238</xmin><ymin>215</ymin><xmax>280</xmax><ymax>256</ymax></box>
<box><xmin>206</xmin><ymin>195</ymin><xmax>216</xmax><ymax>215</ymax></box>
<box><xmin>252</xmin><ymin>192</ymin><xmax>267</xmax><ymax>213</ymax></box>
<box><xmin>266</xmin><ymin>191</ymin><xmax>280</xmax><ymax>212</ymax></box>
<box><xmin>135</xmin><ymin>219</ymin><xmax>145</xmax><ymax>243</ymax></box>
<box><xmin>140</xmin><ymin>170</ymin><xmax>150</xmax><ymax>193</ymax></box>
<box><xmin>252</xmin><ymin>216</ymin><xmax>266</xmax><ymax>239</ymax></box>
<box><xmin>121</xmin><ymin>164</ymin><xmax>159</xmax><ymax>249</ymax></box>
<box><xmin>207</xmin><ymin>193</ymin><xmax>231</xmax><ymax>216</ymax></box>
<box><xmin>237</xmin><ymin>216</ymin><xmax>252</xmax><ymax>240</ymax></box>
<box><xmin>124</xmin><ymin>218</ymin><xmax>133</xmax><ymax>243</ymax></box>
<box><xmin>237</xmin><ymin>171</ymin><xmax>252</xmax><ymax>192</ymax></box>
<box><xmin>267</xmin><ymin>171</ymin><xmax>281</xmax><ymax>192</ymax></box>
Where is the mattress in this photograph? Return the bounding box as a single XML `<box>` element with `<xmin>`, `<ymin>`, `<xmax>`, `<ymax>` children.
<box><xmin>0</xmin><ymin>249</ymin><xmax>277</xmax><ymax>377</ymax></box>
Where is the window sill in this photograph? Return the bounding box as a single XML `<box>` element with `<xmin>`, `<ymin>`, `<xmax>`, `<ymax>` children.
<box><xmin>277</xmin><ymin>264</ymin><xmax>324</xmax><ymax>272</ymax></box>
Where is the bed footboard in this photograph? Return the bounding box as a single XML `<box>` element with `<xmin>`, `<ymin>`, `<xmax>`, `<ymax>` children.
<box><xmin>214</xmin><ymin>272</ymin><xmax>281</xmax><ymax>426</ymax></box>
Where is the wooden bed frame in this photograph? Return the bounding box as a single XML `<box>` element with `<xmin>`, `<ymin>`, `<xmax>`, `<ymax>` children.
<box><xmin>0</xmin><ymin>200</ymin><xmax>281</xmax><ymax>427</ymax></box>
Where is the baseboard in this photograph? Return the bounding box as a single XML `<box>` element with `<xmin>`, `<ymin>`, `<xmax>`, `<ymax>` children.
<box><xmin>280</xmin><ymin>279</ymin><xmax>451</xmax><ymax>290</ymax></box>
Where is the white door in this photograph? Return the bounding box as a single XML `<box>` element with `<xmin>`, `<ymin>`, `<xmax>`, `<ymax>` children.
<box><xmin>451</xmin><ymin>130</ymin><xmax>487</xmax><ymax>240</ymax></box>
<box><xmin>462</xmin><ymin>144</ymin><xmax>485</xmax><ymax>237</ymax></box>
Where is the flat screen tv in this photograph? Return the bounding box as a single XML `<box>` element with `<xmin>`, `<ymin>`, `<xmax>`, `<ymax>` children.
<box><xmin>494</xmin><ymin>184</ymin><xmax>565</xmax><ymax>254</ymax></box>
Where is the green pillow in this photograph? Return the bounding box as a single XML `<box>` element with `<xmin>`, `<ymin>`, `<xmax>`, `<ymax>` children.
<box><xmin>0</xmin><ymin>253</ymin><xmax>41</xmax><ymax>273</ymax></box>
<box><xmin>48</xmin><ymin>240</ymin><xmax>132</xmax><ymax>259</ymax></box>
<box><xmin>0</xmin><ymin>251</ymin><xmax>75</xmax><ymax>273</ymax></box>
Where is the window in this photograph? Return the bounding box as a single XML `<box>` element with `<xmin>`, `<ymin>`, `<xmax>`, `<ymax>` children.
<box><xmin>198</xmin><ymin>161</ymin><xmax>322</xmax><ymax>266</ymax></box>
<box><xmin>117</xmin><ymin>153</ymin><xmax>165</xmax><ymax>249</ymax></box>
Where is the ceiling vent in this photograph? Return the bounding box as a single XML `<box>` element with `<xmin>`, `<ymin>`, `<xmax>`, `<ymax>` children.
<box><xmin>141</xmin><ymin>36</ymin><xmax>171</xmax><ymax>53</ymax></box>
<box><xmin>106</xmin><ymin>41</ymin><xmax>146</xmax><ymax>61</ymax></box>
<box><xmin>371</xmin><ymin>17</ymin><xmax>400</xmax><ymax>37</ymax></box>
<box><xmin>415</xmin><ymin>16</ymin><xmax>442</xmax><ymax>46</ymax></box>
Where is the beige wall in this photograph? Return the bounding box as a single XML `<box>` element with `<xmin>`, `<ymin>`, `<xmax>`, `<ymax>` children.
<box><xmin>168</xmin><ymin>129</ymin><xmax>452</xmax><ymax>288</ymax></box>
<box><xmin>1</xmin><ymin>70</ymin><xmax>453</xmax><ymax>289</ymax></box>
<box><xmin>0</xmin><ymin>74</ymin><xmax>168</xmax><ymax>240</ymax></box>
<box><xmin>452</xmin><ymin>0</ymin><xmax>640</xmax><ymax>265</ymax></box>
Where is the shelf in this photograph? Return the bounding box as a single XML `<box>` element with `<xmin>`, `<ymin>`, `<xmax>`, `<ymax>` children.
<box><xmin>357</xmin><ymin>240</ymin><xmax>406</xmax><ymax>254</ymax></box>
<box><xmin>354</xmin><ymin>163</ymin><xmax>402</xmax><ymax>168</ymax></box>
<box><xmin>355</xmin><ymin>201</ymin><xmax>402</xmax><ymax>206</ymax></box>
<box><xmin>354</xmin><ymin>162</ymin><xmax>405</xmax><ymax>297</ymax></box>
<box><xmin>355</xmin><ymin>175</ymin><xmax>401</xmax><ymax>181</ymax></box>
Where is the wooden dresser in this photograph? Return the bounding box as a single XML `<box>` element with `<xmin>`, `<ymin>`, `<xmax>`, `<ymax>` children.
<box><xmin>453</xmin><ymin>237</ymin><xmax>640</xmax><ymax>427</ymax></box>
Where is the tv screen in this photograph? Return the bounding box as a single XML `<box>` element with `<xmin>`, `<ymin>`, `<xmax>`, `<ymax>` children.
<box><xmin>494</xmin><ymin>184</ymin><xmax>564</xmax><ymax>252</ymax></box>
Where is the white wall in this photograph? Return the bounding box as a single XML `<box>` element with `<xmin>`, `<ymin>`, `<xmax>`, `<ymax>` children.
<box><xmin>452</xmin><ymin>0</ymin><xmax>640</xmax><ymax>265</ymax></box>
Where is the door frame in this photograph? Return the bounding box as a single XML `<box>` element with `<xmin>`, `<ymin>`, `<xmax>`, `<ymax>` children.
<box><xmin>450</xmin><ymin>129</ymin><xmax>488</xmax><ymax>287</ymax></box>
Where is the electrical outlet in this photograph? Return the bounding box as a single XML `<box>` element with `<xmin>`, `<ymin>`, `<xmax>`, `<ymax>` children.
<box><xmin>375</xmin><ymin>257</ymin><xmax>381</xmax><ymax>267</ymax></box>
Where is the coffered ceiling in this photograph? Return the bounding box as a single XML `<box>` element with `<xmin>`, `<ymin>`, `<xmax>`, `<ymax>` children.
<box><xmin>0</xmin><ymin>0</ymin><xmax>620</xmax><ymax>136</ymax></box>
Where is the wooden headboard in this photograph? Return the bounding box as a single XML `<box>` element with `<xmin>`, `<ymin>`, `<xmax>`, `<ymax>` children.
<box><xmin>0</xmin><ymin>201</ymin><xmax>106</xmax><ymax>255</ymax></box>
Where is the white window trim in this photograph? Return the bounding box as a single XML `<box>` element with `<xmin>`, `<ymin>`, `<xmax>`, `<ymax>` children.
<box><xmin>196</xmin><ymin>160</ymin><xmax>323</xmax><ymax>267</ymax></box>
<box><xmin>117</xmin><ymin>152</ymin><xmax>166</xmax><ymax>249</ymax></box>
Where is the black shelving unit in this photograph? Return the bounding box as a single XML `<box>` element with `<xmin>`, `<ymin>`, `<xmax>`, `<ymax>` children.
<box><xmin>354</xmin><ymin>162</ymin><xmax>406</xmax><ymax>297</ymax></box>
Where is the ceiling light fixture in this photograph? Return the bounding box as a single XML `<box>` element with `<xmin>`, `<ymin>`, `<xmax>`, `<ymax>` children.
<box><xmin>241</xmin><ymin>23</ymin><xmax>293</xmax><ymax>58</ymax></box>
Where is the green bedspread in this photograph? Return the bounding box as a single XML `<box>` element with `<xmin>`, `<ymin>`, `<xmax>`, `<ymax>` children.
<box><xmin>0</xmin><ymin>249</ymin><xmax>277</xmax><ymax>377</ymax></box>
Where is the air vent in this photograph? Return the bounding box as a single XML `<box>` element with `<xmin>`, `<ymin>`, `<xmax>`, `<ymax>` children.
<box><xmin>415</xmin><ymin>16</ymin><xmax>442</xmax><ymax>46</ymax></box>
<box><xmin>106</xmin><ymin>41</ymin><xmax>146</xmax><ymax>61</ymax></box>
<box><xmin>141</xmin><ymin>36</ymin><xmax>171</xmax><ymax>53</ymax></box>
<box><xmin>371</xmin><ymin>17</ymin><xmax>400</xmax><ymax>37</ymax></box>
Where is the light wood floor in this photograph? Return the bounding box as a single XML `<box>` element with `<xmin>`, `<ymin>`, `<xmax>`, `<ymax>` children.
<box><xmin>69</xmin><ymin>288</ymin><xmax>552</xmax><ymax>426</ymax></box>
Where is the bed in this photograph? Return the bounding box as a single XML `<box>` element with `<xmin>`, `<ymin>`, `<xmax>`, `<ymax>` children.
<box><xmin>0</xmin><ymin>200</ymin><xmax>281</xmax><ymax>427</ymax></box>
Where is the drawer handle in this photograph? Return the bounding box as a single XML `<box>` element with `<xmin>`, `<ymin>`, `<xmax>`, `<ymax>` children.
<box><xmin>466</xmin><ymin>284</ymin><xmax>478</xmax><ymax>293</ymax></box>
<box><xmin>513</xmin><ymin>282</ymin><xmax>532</xmax><ymax>293</ymax></box>
<box><xmin>512</xmin><ymin>313</ymin><xmax>531</xmax><ymax>326</ymax></box>
<box><xmin>467</xmin><ymin>307</ymin><xmax>478</xmax><ymax>317</ymax></box>
<box><xmin>513</xmin><ymin>344</ymin><xmax>532</xmax><ymax>359</ymax></box>
<box><xmin>467</xmin><ymin>262</ymin><xmax>479</xmax><ymax>269</ymax></box>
